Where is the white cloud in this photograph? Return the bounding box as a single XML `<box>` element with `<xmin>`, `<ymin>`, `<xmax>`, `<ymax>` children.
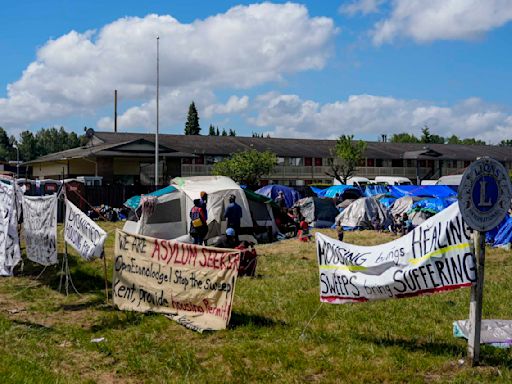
<box><xmin>340</xmin><ymin>0</ymin><xmax>386</xmax><ymax>16</ymax></box>
<box><xmin>250</xmin><ymin>93</ymin><xmax>512</xmax><ymax>143</ymax></box>
<box><xmin>0</xmin><ymin>3</ymin><xmax>335</xmax><ymax>130</ymax></box>
<box><xmin>372</xmin><ymin>0</ymin><xmax>512</xmax><ymax>45</ymax></box>
<box><xmin>203</xmin><ymin>95</ymin><xmax>249</xmax><ymax>118</ymax></box>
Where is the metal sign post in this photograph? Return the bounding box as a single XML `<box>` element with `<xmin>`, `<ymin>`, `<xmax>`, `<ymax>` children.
<box><xmin>458</xmin><ymin>157</ymin><xmax>512</xmax><ymax>366</ymax></box>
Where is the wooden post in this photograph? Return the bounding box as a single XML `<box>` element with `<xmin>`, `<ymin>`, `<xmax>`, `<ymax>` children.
<box><xmin>102</xmin><ymin>253</ymin><xmax>109</xmax><ymax>304</ymax></box>
<box><xmin>468</xmin><ymin>230</ymin><xmax>485</xmax><ymax>366</ymax></box>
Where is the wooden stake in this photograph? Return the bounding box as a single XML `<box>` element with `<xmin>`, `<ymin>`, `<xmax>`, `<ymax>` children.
<box><xmin>102</xmin><ymin>252</ymin><xmax>109</xmax><ymax>304</ymax></box>
<box><xmin>468</xmin><ymin>230</ymin><xmax>485</xmax><ymax>366</ymax></box>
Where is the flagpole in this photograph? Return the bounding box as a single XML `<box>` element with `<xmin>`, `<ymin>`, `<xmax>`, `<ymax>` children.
<box><xmin>155</xmin><ymin>35</ymin><xmax>160</xmax><ymax>189</ymax></box>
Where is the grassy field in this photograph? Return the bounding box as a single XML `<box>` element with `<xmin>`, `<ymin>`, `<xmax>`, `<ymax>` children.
<box><xmin>1</xmin><ymin>223</ymin><xmax>512</xmax><ymax>383</ymax></box>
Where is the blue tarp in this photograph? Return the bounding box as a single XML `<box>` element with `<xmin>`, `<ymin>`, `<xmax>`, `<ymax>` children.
<box><xmin>410</xmin><ymin>197</ymin><xmax>457</xmax><ymax>213</ymax></box>
<box><xmin>315</xmin><ymin>185</ymin><xmax>361</xmax><ymax>199</ymax></box>
<box><xmin>389</xmin><ymin>185</ymin><xmax>457</xmax><ymax>199</ymax></box>
<box><xmin>486</xmin><ymin>216</ymin><xmax>509</xmax><ymax>244</ymax></box>
<box><xmin>378</xmin><ymin>197</ymin><xmax>397</xmax><ymax>209</ymax></box>
<box><xmin>491</xmin><ymin>216</ymin><xmax>512</xmax><ymax>247</ymax></box>
<box><xmin>255</xmin><ymin>185</ymin><xmax>301</xmax><ymax>208</ymax></box>
<box><xmin>364</xmin><ymin>185</ymin><xmax>389</xmax><ymax>197</ymax></box>
<box><xmin>124</xmin><ymin>185</ymin><xmax>177</xmax><ymax>210</ymax></box>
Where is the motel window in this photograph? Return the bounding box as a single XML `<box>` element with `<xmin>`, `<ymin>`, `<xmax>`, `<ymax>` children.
<box><xmin>358</xmin><ymin>159</ymin><xmax>365</xmax><ymax>167</ymax></box>
<box><xmin>182</xmin><ymin>158</ymin><xmax>192</xmax><ymax>164</ymax></box>
<box><xmin>206</xmin><ymin>155</ymin><xmax>224</xmax><ymax>165</ymax></box>
<box><xmin>406</xmin><ymin>160</ymin><xmax>414</xmax><ymax>168</ymax></box>
<box><xmin>314</xmin><ymin>158</ymin><xmax>323</xmax><ymax>166</ymax></box>
<box><xmin>392</xmin><ymin>159</ymin><xmax>403</xmax><ymax>167</ymax></box>
<box><xmin>367</xmin><ymin>159</ymin><xmax>375</xmax><ymax>167</ymax></box>
<box><xmin>464</xmin><ymin>161</ymin><xmax>471</xmax><ymax>167</ymax></box>
<box><xmin>277</xmin><ymin>157</ymin><xmax>285</xmax><ymax>165</ymax></box>
<box><xmin>426</xmin><ymin>160</ymin><xmax>434</xmax><ymax>168</ymax></box>
<box><xmin>376</xmin><ymin>159</ymin><xmax>383</xmax><ymax>167</ymax></box>
<box><xmin>194</xmin><ymin>155</ymin><xmax>204</xmax><ymax>165</ymax></box>
<box><xmin>304</xmin><ymin>157</ymin><xmax>312</xmax><ymax>166</ymax></box>
<box><xmin>418</xmin><ymin>160</ymin><xmax>426</xmax><ymax>168</ymax></box>
<box><xmin>288</xmin><ymin>157</ymin><xmax>303</xmax><ymax>166</ymax></box>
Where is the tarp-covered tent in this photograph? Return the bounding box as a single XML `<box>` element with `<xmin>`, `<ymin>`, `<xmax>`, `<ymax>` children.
<box><xmin>255</xmin><ymin>185</ymin><xmax>301</xmax><ymax>208</ymax></box>
<box><xmin>124</xmin><ymin>185</ymin><xmax>177</xmax><ymax>211</ymax></box>
<box><xmin>389</xmin><ymin>185</ymin><xmax>457</xmax><ymax>199</ymax></box>
<box><xmin>336</xmin><ymin>197</ymin><xmax>392</xmax><ymax>229</ymax></box>
<box><xmin>315</xmin><ymin>185</ymin><xmax>361</xmax><ymax>200</ymax></box>
<box><xmin>390</xmin><ymin>196</ymin><xmax>423</xmax><ymax>217</ymax></box>
<box><xmin>294</xmin><ymin>197</ymin><xmax>339</xmax><ymax>228</ymax></box>
<box><xmin>364</xmin><ymin>185</ymin><xmax>389</xmax><ymax>197</ymax></box>
<box><xmin>490</xmin><ymin>216</ymin><xmax>512</xmax><ymax>248</ymax></box>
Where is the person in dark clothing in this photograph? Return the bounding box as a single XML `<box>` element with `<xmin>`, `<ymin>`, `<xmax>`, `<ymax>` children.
<box><xmin>210</xmin><ymin>227</ymin><xmax>239</xmax><ymax>248</ymax></box>
<box><xmin>189</xmin><ymin>199</ymin><xmax>207</xmax><ymax>245</ymax></box>
<box><xmin>224</xmin><ymin>194</ymin><xmax>243</xmax><ymax>235</ymax></box>
<box><xmin>274</xmin><ymin>191</ymin><xmax>286</xmax><ymax>211</ymax></box>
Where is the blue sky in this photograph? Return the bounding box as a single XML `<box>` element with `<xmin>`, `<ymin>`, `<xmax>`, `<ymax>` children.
<box><xmin>1</xmin><ymin>0</ymin><xmax>512</xmax><ymax>143</ymax></box>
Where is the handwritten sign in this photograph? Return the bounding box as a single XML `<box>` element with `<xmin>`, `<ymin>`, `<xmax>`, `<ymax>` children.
<box><xmin>113</xmin><ymin>229</ymin><xmax>240</xmax><ymax>332</ymax></box>
<box><xmin>22</xmin><ymin>194</ymin><xmax>58</xmax><ymax>266</ymax></box>
<box><xmin>0</xmin><ymin>182</ymin><xmax>21</xmax><ymax>276</ymax></box>
<box><xmin>317</xmin><ymin>202</ymin><xmax>476</xmax><ymax>303</ymax></box>
<box><xmin>64</xmin><ymin>200</ymin><xmax>107</xmax><ymax>260</ymax></box>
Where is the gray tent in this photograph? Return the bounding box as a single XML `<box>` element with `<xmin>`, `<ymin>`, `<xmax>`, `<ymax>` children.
<box><xmin>390</xmin><ymin>196</ymin><xmax>422</xmax><ymax>218</ymax></box>
<box><xmin>336</xmin><ymin>197</ymin><xmax>392</xmax><ymax>229</ymax></box>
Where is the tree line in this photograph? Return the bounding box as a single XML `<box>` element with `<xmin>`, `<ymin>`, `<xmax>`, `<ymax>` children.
<box><xmin>0</xmin><ymin>127</ymin><xmax>82</xmax><ymax>163</ymax></box>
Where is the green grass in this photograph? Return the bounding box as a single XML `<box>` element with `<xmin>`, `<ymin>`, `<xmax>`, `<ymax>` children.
<box><xmin>1</xmin><ymin>224</ymin><xmax>512</xmax><ymax>383</ymax></box>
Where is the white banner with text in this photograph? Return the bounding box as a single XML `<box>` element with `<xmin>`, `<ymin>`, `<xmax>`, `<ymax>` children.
<box><xmin>22</xmin><ymin>194</ymin><xmax>58</xmax><ymax>266</ymax></box>
<box><xmin>64</xmin><ymin>200</ymin><xmax>107</xmax><ymax>260</ymax></box>
<box><xmin>113</xmin><ymin>229</ymin><xmax>240</xmax><ymax>332</ymax></box>
<box><xmin>317</xmin><ymin>203</ymin><xmax>476</xmax><ymax>303</ymax></box>
<box><xmin>0</xmin><ymin>182</ymin><xmax>21</xmax><ymax>276</ymax></box>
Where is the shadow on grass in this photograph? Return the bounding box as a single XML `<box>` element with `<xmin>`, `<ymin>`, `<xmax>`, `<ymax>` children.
<box><xmin>58</xmin><ymin>296</ymin><xmax>107</xmax><ymax>312</ymax></box>
<box><xmin>11</xmin><ymin>319</ymin><xmax>54</xmax><ymax>332</ymax></box>
<box><xmin>228</xmin><ymin>311</ymin><xmax>285</xmax><ymax>329</ymax></box>
<box><xmin>90</xmin><ymin>311</ymin><xmax>150</xmax><ymax>332</ymax></box>
<box><xmin>15</xmin><ymin>253</ymin><xmax>108</xmax><ymax>294</ymax></box>
<box><xmin>356</xmin><ymin>333</ymin><xmax>465</xmax><ymax>357</ymax></box>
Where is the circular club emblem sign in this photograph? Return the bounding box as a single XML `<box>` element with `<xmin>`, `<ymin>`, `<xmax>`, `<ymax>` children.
<box><xmin>458</xmin><ymin>157</ymin><xmax>512</xmax><ymax>231</ymax></box>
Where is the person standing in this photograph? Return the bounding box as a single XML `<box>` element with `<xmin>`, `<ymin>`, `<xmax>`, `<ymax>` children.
<box><xmin>200</xmin><ymin>191</ymin><xmax>208</xmax><ymax>221</ymax></box>
<box><xmin>190</xmin><ymin>199</ymin><xmax>207</xmax><ymax>245</ymax></box>
<box><xmin>275</xmin><ymin>191</ymin><xmax>286</xmax><ymax>210</ymax></box>
<box><xmin>224</xmin><ymin>194</ymin><xmax>243</xmax><ymax>236</ymax></box>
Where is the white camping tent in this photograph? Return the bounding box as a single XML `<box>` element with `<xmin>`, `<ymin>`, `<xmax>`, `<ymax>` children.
<box><xmin>172</xmin><ymin>176</ymin><xmax>252</xmax><ymax>239</ymax></box>
<box><xmin>124</xmin><ymin>176</ymin><xmax>253</xmax><ymax>241</ymax></box>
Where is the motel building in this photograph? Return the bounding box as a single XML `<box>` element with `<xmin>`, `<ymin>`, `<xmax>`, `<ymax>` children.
<box><xmin>26</xmin><ymin>130</ymin><xmax>512</xmax><ymax>186</ymax></box>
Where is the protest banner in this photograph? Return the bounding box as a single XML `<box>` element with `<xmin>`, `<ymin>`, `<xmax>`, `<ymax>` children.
<box><xmin>113</xmin><ymin>229</ymin><xmax>240</xmax><ymax>332</ymax></box>
<box><xmin>64</xmin><ymin>200</ymin><xmax>107</xmax><ymax>260</ymax></box>
<box><xmin>0</xmin><ymin>182</ymin><xmax>21</xmax><ymax>276</ymax></box>
<box><xmin>22</xmin><ymin>194</ymin><xmax>58</xmax><ymax>266</ymax></box>
<box><xmin>317</xmin><ymin>202</ymin><xmax>476</xmax><ymax>303</ymax></box>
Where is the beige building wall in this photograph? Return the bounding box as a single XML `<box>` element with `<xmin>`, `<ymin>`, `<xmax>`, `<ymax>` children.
<box><xmin>32</xmin><ymin>161</ymin><xmax>68</xmax><ymax>179</ymax></box>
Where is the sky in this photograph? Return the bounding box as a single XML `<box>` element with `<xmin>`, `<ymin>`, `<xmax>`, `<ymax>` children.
<box><xmin>1</xmin><ymin>0</ymin><xmax>512</xmax><ymax>144</ymax></box>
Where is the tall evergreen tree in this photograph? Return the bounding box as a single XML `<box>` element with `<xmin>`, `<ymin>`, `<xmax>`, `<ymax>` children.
<box><xmin>184</xmin><ymin>101</ymin><xmax>201</xmax><ymax>135</ymax></box>
<box><xmin>208</xmin><ymin>124</ymin><xmax>216</xmax><ymax>135</ymax></box>
<box><xmin>228</xmin><ymin>129</ymin><xmax>236</xmax><ymax>136</ymax></box>
<box><xmin>216</xmin><ymin>127</ymin><xmax>220</xmax><ymax>136</ymax></box>
<box><xmin>221</xmin><ymin>128</ymin><xmax>228</xmax><ymax>136</ymax></box>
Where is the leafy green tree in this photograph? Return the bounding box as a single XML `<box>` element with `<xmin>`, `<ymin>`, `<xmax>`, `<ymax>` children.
<box><xmin>461</xmin><ymin>137</ymin><xmax>485</xmax><ymax>145</ymax></box>
<box><xmin>0</xmin><ymin>127</ymin><xmax>13</xmax><ymax>161</ymax></box>
<box><xmin>212</xmin><ymin>149</ymin><xmax>277</xmax><ymax>189</ymax></box>
<box><xmin>326</xmin><ymin>135</ymin><xmax>367</xmax><ymax>184</ymax></box>
<box><xmin>184</xmin><ymin>101</ymin><xmax>201</xmax><ymax>135</ymax></box>
<box><xmin>500</xmin><ymin>139</ymin><xmax>512</xmax><ymax>147</ymax></box>
<box><xmin>420</xmin><ymin>126</ymin><xmax>444</xmax><ymax>144</ymax></box>
<box><xmin>18</xmin><ymin>131</ymin><xmax>38</xmax><ymax>161</ymax></box>
<box><xmin>390</xmin><ymin>133</ymin><xmax>420</xmax><ymax>143</ymax></box>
